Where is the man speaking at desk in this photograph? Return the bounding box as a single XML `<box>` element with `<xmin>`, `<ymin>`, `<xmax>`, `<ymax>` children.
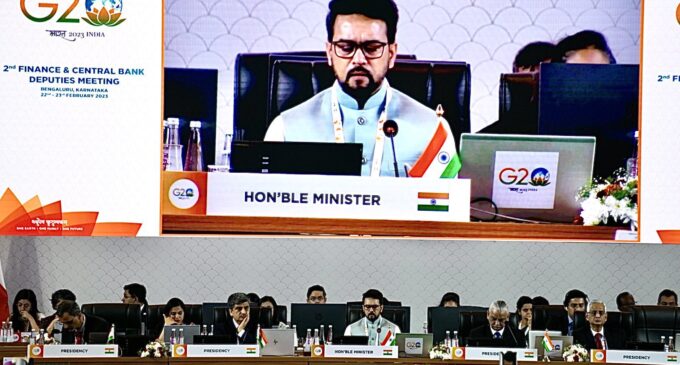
<box><xmin>264</xmin><ymin>0</ymin><xmax>460</xmax><ymax>178</ymax></box>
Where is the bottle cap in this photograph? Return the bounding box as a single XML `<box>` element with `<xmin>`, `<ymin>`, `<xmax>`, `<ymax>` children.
<box><xmin>190</xmin><ymin>121</ymin><xmax>202</xmax><ymax>128</ymax></box>
<box><xmin>167</xmin><ymin>118</ymin><xmax>180</xmax><ymax>126</ymax></box>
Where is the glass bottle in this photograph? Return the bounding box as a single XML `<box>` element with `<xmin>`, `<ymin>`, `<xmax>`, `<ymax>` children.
<box><xmin>303</xmin><ymin>328</ymin><xmax>312</xmax><ymax>354</ymax></box>
<box><xmin>184</xmin><ymin>120</ymin><xmax>204</xmax><ymax>171</ymax></box>
<box><xmin>178</xmin><ymin>328</ymin><xmax>184</xmax><ymax>345</ymax></box>
<box><xmin>170</xmin><ymin>328</ymin><xmax>176</xmax><ymax>345</ymax></box>
<box><xmin>165</xmin><ymin>118</ymin><xmax>183</xmax><ymax>171</ymax></box>
<box><xmin>319</xmin><ymin>325</ymin><xmax>325</xmax><ymax>345</ymax></box>
<box><xmin>445</xmin><ymin>330</ymin><xmax>452</xmax><ymax>347</ymax></box>
<box><xmin>452</xmin><ymin>330</ymin><xmax>459</xmax><ymax>347</ymax></box>
<box><xmin>626</xmin><ymin>130</ymin><xmax>639</xmax><ymax>178</ymax></box>
<box><xmin>327</xmin><ymin>325</ymin><xmax>333</xmax><ymax>345</ymax></box>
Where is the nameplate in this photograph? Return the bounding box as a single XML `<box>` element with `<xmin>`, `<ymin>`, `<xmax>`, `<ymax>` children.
<box><xmin>204</xmin><ymin>173</ymin><xmax>470</xmax><ymax>222</ymax></box>
<box><xmin>172</xmin><ymin>344</ymin><xmax>259</xmax><ymax>357</ymax></box>
<box><xmin>464</xmin><ymin>347</ymin><xmax>537</xmax><ymax>361</ymax></box>
<box><xmin>323</xmin><ymin>345</ymin><xmax>398</xmax><ymax>358</ymax></box>
<box><xmin>591</xmin><ymin>349</ymin><xmax>679</xmax><ymax>364</ymax></box>
<box><xmin>28</xmin><ymin>345</ymin><xmax>118</xmax><ymax>358</ymax></box>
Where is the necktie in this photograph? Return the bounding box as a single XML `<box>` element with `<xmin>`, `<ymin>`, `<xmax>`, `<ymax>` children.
<box><xmin>595</xmin><ymin>333</ymin><xmax>603</xmax><ymax>349</ymax></box>
<box><xmin>568</xmin><ymin>322</ymin><xmax>574</xmax><ymax>336</ymax></box>
<box><xmin>494</xmin><ymin>331</ymin><xmax>502</xmax><ymax>339</ymax></box>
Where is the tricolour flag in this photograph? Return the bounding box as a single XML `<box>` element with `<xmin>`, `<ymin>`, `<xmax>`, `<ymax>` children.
<box><xmin>542</xmin><ymin>331</ymin><xmax>555</xmax><ymax>352</ymax></box>
<box><xmin>380</xmin><ymin>329</ymin><xmax>396</xmax><ymax>346</ymax></box>
<box><xmin>0</xmin><ymin>259</ymin><xmax>7</xmax><ymax>322</ymax></box>
<box><xmin>417</xmin><ymin>192</ymin><xmax>449</xmax><ymax>212</ymax></box>
<box><xmin>408</xmin><ymin>121</ymin><xmax>461</xmax><ymax>178</ymax></box>
<box><xmin>258</xmin><ymin>327</ymin><xmax>268</xmax><ymax>349</ymax></box>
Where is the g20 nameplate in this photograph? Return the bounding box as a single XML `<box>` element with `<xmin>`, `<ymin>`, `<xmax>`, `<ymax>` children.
<box><xmin>172</xmin><ymin>344</ymin><xmax>259</xmax><ymax>357</ymax></box>
<box><xmin>463</xmin><ymin>347</ymin><xmax>537</xmax><ymax>361</ymax></box>
<box><xmin>591</xmin><ymin>349</ymin><xmax>680</xmax><ymax>364</ymax></box>
<box><xmin>323</xmin><ymin>345</ymin><xmax>398</xmax><ymax>358</ymax></box>
<box><xmin>28</xmin><ymin>345</ymin><xmax>118</xmax><ymax>358</ymax></box>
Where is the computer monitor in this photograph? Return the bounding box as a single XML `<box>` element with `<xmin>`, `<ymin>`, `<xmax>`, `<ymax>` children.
<box><xmin>538</xmin><ymin>63</ymin><xmax>638</xmax><ymax>178</ymax></box>
<box><xmin>164</xmin><ymin>67</ymin><xmax>218</xmax><ymax>166</ymax></box>
<box><xmin>428</xmin><ymin>306</ymin><xmax>488</xmax><ymax>344</ymax></box>
<box><xmin>230</xmin><ymin>141</ymin><xmax>363</xmax><ymax>176</ymax></box>
<box><xmin>290</xmin><ymin>303</ymin><xmax>347</xmax><ymax>342</ymax></box>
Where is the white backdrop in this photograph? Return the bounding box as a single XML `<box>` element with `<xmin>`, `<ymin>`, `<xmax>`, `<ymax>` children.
<box><xmin>164</xmin><ymin>0</ymin><xmax>640</xmax><ymax>150</ymax></box>
<box><xmin>0</xmin><ymin>235</ymin><xmax>676</xmax><ymax>330</ymax></box>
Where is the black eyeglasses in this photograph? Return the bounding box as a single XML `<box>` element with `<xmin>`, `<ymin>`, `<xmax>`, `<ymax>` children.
<box><xmin>332</xmin><ymin>40</ymin><xmax>388</xmax><ymax>59</ymax></box>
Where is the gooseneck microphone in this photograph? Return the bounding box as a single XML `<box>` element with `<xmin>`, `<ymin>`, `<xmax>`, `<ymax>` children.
<box><xmin>383</xmin><ymin>120</ymin><xmax>399</xmax><ymax>177</ymax></box>
<box><xmin>376</xmin><ymin>326</ymin><xmax>382</xmax><ymax>346</ymax></box>
<box><xmin>505</xmin><ymin>320</ymin><xmax>520</xmax><ymax>347</ymax></box>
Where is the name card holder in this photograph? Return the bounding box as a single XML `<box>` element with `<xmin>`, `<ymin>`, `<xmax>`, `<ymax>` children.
<box><xmin>322</xmin><ymin>345</ymin><xmax>398</xmax><ymax>358</ymax></box>
<box><xmin>172</xmin><ymin>344</ymin><xmax>259</xmax><ymax>358</ymax></box>
<box><xmin>28</xmin><ymin>345</ymin><xmax>118</xmax><ymax>358</ymax></box>
<box><xmin>463</xmin><ymin>347</ymin><xmax>538</xmax><ymax>361</ymax></box>
<box><xmin>591</xmin><ymin>349</ymin><xmax>680</xmax><ymax>364</ymax></box>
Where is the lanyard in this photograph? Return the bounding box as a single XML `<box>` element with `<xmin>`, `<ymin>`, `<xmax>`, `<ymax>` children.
<box><xmin>330</xmin><ymin>83</ymin><xmax>392</xmax><ymax>177</ymax></box>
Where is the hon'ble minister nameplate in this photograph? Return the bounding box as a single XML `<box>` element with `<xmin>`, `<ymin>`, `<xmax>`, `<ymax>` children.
<box><xmin>323</xmin><ymin>345</ymin><xmax>398</xmax><ymax>358</ymax></box>
<box><xmin>591</xmin><ymin>349</ymin><xmax>680</xmax><ymax>364</ymax></box>
<box><xmin>206</xmin><ymin>173</ymin><xmax>470</xmax><ymax>222</ymax></box>
<box><xmin>28</xmin><ymin>344</ymin><xmax>118</xmax><ymax>358</ymax></box>
<box><xmin>172</xmin><ymin>344</ymin><xmax>259</xmax><ymax>357</ymax></box>
<box><xmin>463</xmin><ymin>347</ymin><xmax>538</xmax><ymax>361</ymax></box>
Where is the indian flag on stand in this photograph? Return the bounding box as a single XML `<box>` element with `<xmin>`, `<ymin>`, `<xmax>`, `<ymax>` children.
<box><xmin>408</xmin><ymin>119</ymin><xmax>461</xmax><ymax>178</ymax></box>
<box><xmin>542</xmin><ymin>331</ymin><xmax>555</xmax><ymax>352</ymax></box>
<box><xmin>257</xmin><ymin>326</ymin><xmax>268</xmax><ymax>349</ymax></box>
<box><xmin>417</xmin><ymin>192</ymin><xmax>449</xmax><ymax>212</ymax></box>
<box><xmin>380</xmin><ymin>328</ymin><xmax>397</xmax><ymax>346</ymax></box>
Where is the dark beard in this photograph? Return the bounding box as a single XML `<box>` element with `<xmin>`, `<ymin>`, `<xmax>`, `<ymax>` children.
<box><xmin>339</xmin><ymin>68</ymin><xmax>380</xmax><ymax>109</ymax></box>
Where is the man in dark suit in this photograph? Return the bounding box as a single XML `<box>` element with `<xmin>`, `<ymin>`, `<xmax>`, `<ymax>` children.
<box><xmin>467</xmin><ymin>300</ymin><xmax>524</xmax><ymax>348</ymax></box>
<box><xmin>55</xmin><ymin>301</ymin><xmax>110</xmax><ymax>344</ymax></box>
<box><xmin>573</xmin><ymin>300</ymin><xmax>625</xmax><ymax>350</ymax></box>
<box><xmin>214</xmin><ymin>292</ymin><xmax>257</xmax><ymax>344</ymax></box>
<box><xmin>547</xmin><ymin>289</ymin><xmax>588</xmax><ymax>336</ymax></box>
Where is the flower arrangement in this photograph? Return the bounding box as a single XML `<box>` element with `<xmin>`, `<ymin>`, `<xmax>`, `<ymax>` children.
<box><xmin>576</xmin><ymin>169</ymin><xmax>638</xmax><ymax>227</ymax></box>
<box><xmin>139</xmin><ymin>341</ymin><xmax>170</xmax><ymax>358</ymax></box>
<box><xmin>562</xmin><ymin>344</ymin><xmax>589</xmax><ymax>362</ymax></box>
<box><xmin>429</xmin><ymin>344</ymin><xmax>452</xmax><ymax>360</ymax></box>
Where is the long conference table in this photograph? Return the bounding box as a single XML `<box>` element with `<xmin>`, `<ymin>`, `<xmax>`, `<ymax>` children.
<box><xmin>0</xmin><ymin>344</ymin><xmax>644</xmax><ymax>365</ymax></box>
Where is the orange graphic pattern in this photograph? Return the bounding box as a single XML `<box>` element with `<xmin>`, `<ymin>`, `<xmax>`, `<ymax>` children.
<box><xmin>0</xmin><ymin>188</ymin><xmax>140</xmax><ymax>237</ymax></box>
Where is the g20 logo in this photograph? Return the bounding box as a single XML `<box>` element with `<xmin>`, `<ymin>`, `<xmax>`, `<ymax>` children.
<box><xmin>20</xmin><ymin>0</ymin><xmax>125</xmax><ymax>26</ymax></box>
<box><xmin>168</xmin><ymin>179</ymin><xmax>200</xmax><ymax>209</ymax></box>
<box><xmin>499</xmin><ymin>167</ymin><xmax>551</xmax><ymax>186</ymax></box>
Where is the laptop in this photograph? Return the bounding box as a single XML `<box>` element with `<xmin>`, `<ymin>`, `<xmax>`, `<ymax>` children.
<box><xmin>529</xmin><ymin>332</ymin><xmax>572</xmax><ymax>359</ymax></box>
<box><xmin>230</xmin><ymin>141</ymin><xmax>363</xmax><ymax>176</ymax></box>
<box><xmin>458</xmin><ymin>133</ymin><xmax>595</xmax><ymax>223</ymax></box>
<box><xmin>261</xmin><ymin>328</ymin><xmax>295</xmax><ymax>356</ymax></box>
<box><xmin>163</xmin><ymin>325</ymin><xmax>201</xmax><ymax>344</ymax></box>
<box><xmin>396</xmin><ymin>333</ymin><xmax>433</xmax><ymax>357</ymax></box>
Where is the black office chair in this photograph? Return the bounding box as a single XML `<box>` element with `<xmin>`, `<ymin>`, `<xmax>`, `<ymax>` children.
<box><xmin>458</xmin><ymin>311</ymin><xmax>489</xmax><ymax>345</ymax></box>
<box><xmin>346</xmin><ymin>303</ymin><xmax>410</xmax><ymax>332</ymax></box>
<box><xmin>484</xmin><ymin>72</ymin><xmax>539</xmax><ymax>134</ymax></box>
<box><xmin>233</xmin><ymin>52</ymin><xmax>417</xmax><ymax>142</ymax></box>
<box><xmin>531</xmin><ymin>305</ymin><xmax>566</xmax><ymax>331</ymax></box>
<box><xmin>631</xmin><ymin>305</ymin><xmax>680</xmax><ymax>343</ymax></box>
<box><xmin>275</xmin><ymin>305</ymin><xmax>287</xmax><ymax>325</ymax></box>
<box><xmin>269</xmin><ymin>58</ymin><xmax>471</xmax><ymax>152</ymax></box>
<box><xmin>81</xmin><ymin>303</ymin><xmax>141</xmax><ymax>335</ymax></box>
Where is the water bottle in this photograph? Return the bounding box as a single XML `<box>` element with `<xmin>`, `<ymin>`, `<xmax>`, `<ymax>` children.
<box><xmin>141</xmin><ymin>313</ymin><xmax>147</xmax><ymax>336</ymax></box>
<box><xmin>313</xmin><ymin>328</ymin><xmax>320</xmax><ymax>345</ymax></box>
<box><xmin>184</xmin><ymin>120</ymin><xmax>204</xmax><ymax>171</ymax></box>
<box><xmin>303</xmin><ymin>328</ymin><xmax>312</xmax><ymax>354</ymax></box>
<box><xmin>292</xmin><ymin>325</ymin><xmax>299</xmax><ymax>349</ymax></box>
<box><xmin>170</xmin><ymin>328</ymin><xmax>176</xmax><ymax>345</ymax></box>
<box><xmin>327</xmin><ymin>325</ymin><xmax>333</xmax><ymax>345</ymax></box>
<box><xmin>165</xmin><ymin>118</ymin><xmax>183</xmax><ymax>171</ymax></box>
<box><xmin>319</xmin><ymin>325</ymin><xmax>325</xmax><ymax>345</ymax></box>
<box><xmin>445</xmin><ymin>330</ymin><xmax>452</xmax><ymax>347</ymax></box>
<box><xmin>423</xmin><ymin>321</ymin><xmax>428</xmax><ymax>334</ymax></box>
<box><xmin>201</xmin><ymin>325</ymin><xmax>208</xmax><ymax>336</ymax></box>
<box><xmin>209</xmin><ymin>325</ymin><xmax>214</xmax><ymax>336</ymax></box>
<box><xmin>162</xmin><ymin>120</ymin><xmax>169</xmax><ymax>170</ymax></box>
<box><xmin>626</xmin><ymin>130</ymin><xmax>639</xmax><ymax>178</ymax></box>
<box><xmin>452</xmin><ymin>330</ymin><xmax>459</xmax><ymax>347</ymax></box>
<box><xmin>178</xmin><ymin>328</ymin><xmax>184</xmax><ymax>345</ymax></box>
<box><xmin>218</xmin><ymin>133</ymin><xmax>233</xmax><ymax>168</ymax></box>
<box><xmin>29</xmin><ymin>330</ymin><xmax>37</xmax><ymax>345</ymax></box>
<box><xmin>669</xmin><ymin>336</ymin><xmax>675</xmax><ymax>352</ymax></box>
<box><xmin>1</xmin><ymin>321</ymin><xmax>7</xmax><ymax>342</ymax></box>
<box><xmin>38</xmin><ymin>329</ymin><xmax>45</xmax><ymax>345</ymax></box>
<box><xmin>662</xmin><ymin>336</ymin><xmax>668</xmax><ymax>352</ymax></box>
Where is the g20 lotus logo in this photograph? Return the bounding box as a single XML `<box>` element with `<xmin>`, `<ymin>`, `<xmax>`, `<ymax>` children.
<box><xmin>499</xmin><ymin>167</ymin><xmax>551</xmax><ymax>186</ymax></box>
<box><xmin>20</xmin><ymin>0</ymin><xmax>125</xmax><ymax>26</ymax></box>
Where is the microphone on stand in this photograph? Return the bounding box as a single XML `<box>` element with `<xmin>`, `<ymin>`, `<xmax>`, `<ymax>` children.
<box><xmin>376</xmin><ymin>327</ymin><xmax>382</xmax><ymax>346</ymax></box>
<box><xmin>383</xmin><ymin>120</ymin><xmax>399</xmax><ymax>177</ymax></box>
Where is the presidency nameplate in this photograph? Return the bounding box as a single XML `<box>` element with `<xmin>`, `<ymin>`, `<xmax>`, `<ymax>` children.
<box><xmin>172</xmin><ymin>344</ymin><xmax>259</xmax><ymax>357</ymax></box>
<box><xmin>464</xmin><ymin>347</ymin><xmax>538</xmax><ymax>361</ymax></box>
<box><xmin>591</xmin><ymin>349</ymin><xmax>680</xmax><ymax>364</ymax></box>
<box><xmin>28</xmin><ymin>345</ymin><xmax>118</xmax><ymax>358</ymax></box>
<box><xmin>206</xmin><ymin>173</ymin><xmax>470</xmax><ymax>222</ymax></box>
<box><xmin>323</xmin><ymin>345</ymin><xmax>398</xmax><ymax>358</ymax></box>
